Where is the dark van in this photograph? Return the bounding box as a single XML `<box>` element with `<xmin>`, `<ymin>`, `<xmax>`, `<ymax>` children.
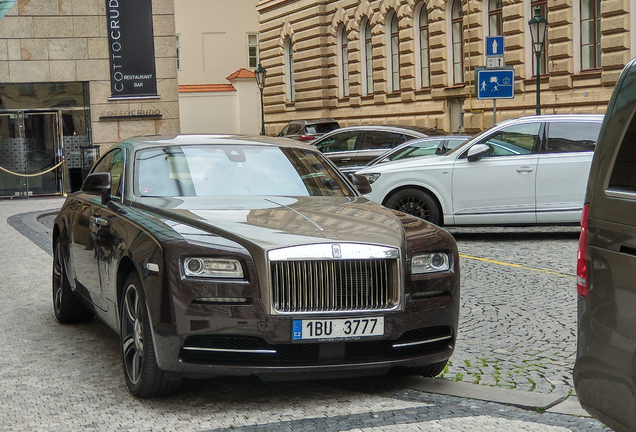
<box><xmin>574</xmin><ymin>57</ymin><xmax>636</xmax><ymax>432</ymax></box>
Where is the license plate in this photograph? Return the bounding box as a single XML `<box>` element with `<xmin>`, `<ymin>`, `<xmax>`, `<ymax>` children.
<box><xmin>292</xmin><ymin>317</ymin><xmax>384</xmax><ymax>340</ymax></box>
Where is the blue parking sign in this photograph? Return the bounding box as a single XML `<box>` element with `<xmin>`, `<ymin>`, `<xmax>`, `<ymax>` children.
<box><xmin>476</xmin><ymin>68</ymin><xmax>515</xmax><ymax>100</ymax></box>
<box><xmin>485</xmin><ymin>36</ymin><xmax>505</xmax><ymax>56</ymax></box>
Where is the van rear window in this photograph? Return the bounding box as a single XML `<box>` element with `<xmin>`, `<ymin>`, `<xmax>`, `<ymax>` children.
<box><xmin>608</xmin><ymin>113</ymin><xmax>636</xmax><ymax>192</ymax></box>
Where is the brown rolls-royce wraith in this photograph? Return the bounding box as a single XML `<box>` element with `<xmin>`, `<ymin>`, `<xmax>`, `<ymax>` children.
<box><xmin>52</xmin><ymin>135</ymin><xmax>460</xmax><ymax>397</ymax></box>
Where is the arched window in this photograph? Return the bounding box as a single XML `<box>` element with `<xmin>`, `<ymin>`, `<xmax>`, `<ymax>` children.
<box><xmin>387</xmin><ymin>11</ymin><xmax>400</xmax><ymax>92</ymax></box>
<box><xmin>489</xmin><ymin>0</ymin><xmax>503</xmax><ymax>36</ymax></box>
<box><xmin>581</xmin><ymin>0</ymin><xmax>601</xmax><ymax>70</ymax></box>
<box><xmin>451</xmin><ymin>0</ymin><xmax>464</xmax><ymax>84</ymax></box>
<box><xmin>418</xmin><ymin>6</ymin><xmax>431</xmax><ymax>88</ymax></box>
<box><xmin>339</xmin><ymin>26</ymin><xmax>350</xmax><ymax>97</ymax></box>
<box><xmin>531</xmin><ymin>0</ymin><xmax>549</xmax><ymax>76</ymax></box>
<box><xmin>361</xmin><ymin>19</ymin><xmax>374</xmax><ymax>95</ymax></box>
<box><xmin>285</xmin><ymin>38</ymin><xmax>295</xmax><ymax>102</ymax></box>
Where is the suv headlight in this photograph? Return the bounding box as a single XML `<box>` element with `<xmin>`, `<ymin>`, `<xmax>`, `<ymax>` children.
<box><xmin>183</xmin><ymin>257</ymin><xmax>244</xmax><ymax>278</ymax></box>
<box><xmin>363</xmin><ymin>173</ymin><xmax>381</xmax><ymax>184</ymax></box>
<box><xmin>412</xmin><ymin>253</ymin><xmax>450</xmax><ymax>274</ymax></box>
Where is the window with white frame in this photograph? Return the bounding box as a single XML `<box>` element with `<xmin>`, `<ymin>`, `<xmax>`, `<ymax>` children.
<box><xmin>418</xmin><ymin>5</ymin><xmax>431</xmax><ymax>88</ymax></box>
<box><xmin>489</xmin><ymin>0</ymin><xmax>503</xmax><ymax>35</ymax></box>
<box><xmin>387</xmin><ymin>11</ymin><xmax>400</xmax><ymax>92</ymax></box>
<box><xmin>285</xmin><ymin>38</ymin><xmax>295</xmax><ymax>102</ymax></box>
<box><xmin>339</xmin><ymin>26</ymin><xmax>349</xmax><ymax>97</ymax></box>
<box><xmin>451</xmin><ymin>0</ymin><xmax>464</xmax><ymax>84</ymax></box>
<box><xmin>362</xmin><ymin>19</ymin><xmax>374</xmax><ymax>95</ymax></box>
<box><xmin>581</xmin><ymin>0</ymin><xmax>601</xmax><ymax>70</ymax></box>
<box><xmin>247</xmin><ymin>33</ymin><xmax>259</xmax><ymax>68</ymax></box>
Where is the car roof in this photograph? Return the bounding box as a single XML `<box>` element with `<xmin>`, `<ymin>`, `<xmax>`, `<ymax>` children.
<box><xmin>495</xmin><ymin>114</ymin><xmax>604</xmax><ymax>126</ymax></box>
<box><xmin>316</xmin><ymin>125</ymin><xmax>433</xmax><ymax>137</ymax></box>
<box><xmin>118</xmin><ymin>134</ymin><xmax>316</xmax><ymax>151</ymax></box>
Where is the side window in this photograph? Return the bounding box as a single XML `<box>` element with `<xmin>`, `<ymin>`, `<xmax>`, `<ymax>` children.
<box><xmin>546</xmin><ymin>122</ymin><xmax>600</xmax><ymax>153</ymax></box>
<box><xmin>279</xmin><ymin>125</ymin><xmax>290</xmax><ymax>136</ymax></box>
<box><xmin>316</xmin><ymin>131</ymin><xmax>359</xmax><ymax>153</ymax></box>
<box><xmin>287</xmin><ymin>123</ymin><xmax>302</xmax><ymax>135</ymax></box>
<box><xmin>92</xmin><ymin>149</ymin><xmax>124</xmax><ymax>198</ymax></box>
<box><xmin>608</xmin><ymin>114</ymin><xmax>636</xmax><ymax>192</ymax></box>
<box><xmin>479</xmin><ymin>123</ymin><xmax>540</xmax><ymax>157</ymax></box>
<box><xmin>362</xmin><ymin>131</ymin><xmax>399</xmax><ymax>150</ymax></box>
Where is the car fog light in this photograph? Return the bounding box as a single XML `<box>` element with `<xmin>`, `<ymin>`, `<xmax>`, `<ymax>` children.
<box><xmin>183</xmin><ymin>257</ymin><xmax>244</xmax><ymax>278</ymax></box>
<box><xmin>412</xmin><ymin>253</ymin><xmax>450</xmax><ymax>274</ymax></box>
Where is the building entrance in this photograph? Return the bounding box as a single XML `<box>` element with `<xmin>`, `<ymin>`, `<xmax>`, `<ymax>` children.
<box><xmin>0</xmin><ymin>108</ymin><xmax>92</xmax><ymax>198</ymax></box>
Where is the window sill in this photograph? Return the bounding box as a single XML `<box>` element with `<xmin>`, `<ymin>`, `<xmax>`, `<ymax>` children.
<box><xmin>444</xmin><ymin>83</ymin><xmax>467</xmax><ymax>90</ymax></box>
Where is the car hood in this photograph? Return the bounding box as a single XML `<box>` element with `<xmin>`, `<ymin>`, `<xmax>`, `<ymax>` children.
<box><xmin>132</xmin><ymin>195</ymin><xmax>406</xmax><ymax>251</ymax></box>
<box><xmin>355</xmin><ymin>153</ymin><xmax>452</xmax><ymax>174</ymax></box>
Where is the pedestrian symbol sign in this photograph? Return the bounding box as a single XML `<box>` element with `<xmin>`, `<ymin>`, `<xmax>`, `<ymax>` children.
<box><xmin>485</xmin><ymin>36</ymin><xmax>505</xmax><ymax>56</ymax></box>
<box><xmin>475</xmin><ymin>68</ymin><xmax>514</xmax><ymax>100</ymax></box>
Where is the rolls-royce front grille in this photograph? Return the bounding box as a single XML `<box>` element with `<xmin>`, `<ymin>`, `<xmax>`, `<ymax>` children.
<box><xmin>270</xmin><ymin>259</ymin><xmax>398</xmax><ymax>313</ymax></box>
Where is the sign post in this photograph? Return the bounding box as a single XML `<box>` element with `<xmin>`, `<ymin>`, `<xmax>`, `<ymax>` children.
<box><xmin>483</xmin><ymin>36</ymin><xmax>510</xmax><ymax>123</ymax></box>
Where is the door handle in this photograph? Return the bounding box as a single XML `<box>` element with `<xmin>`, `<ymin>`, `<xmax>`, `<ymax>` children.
<box><xmin>339</xmin><ymin>158</ymin><xmax>351</xmax><ymax>163</ymax></box>
<box><xmin>516</xmin><ymin>166</ymin><xmax>534</xmax><ymax>173</ymax></box>
<box><xmin>90</xmin><ymin>215</ymin><xmax>109</xmax><ymax>227</ymax></box>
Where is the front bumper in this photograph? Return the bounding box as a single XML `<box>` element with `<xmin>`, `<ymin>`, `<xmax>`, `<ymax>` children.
<box><xmin>151</xmin><ymin>284</ymin><xmax>460</xmax><ymax>380</ymax></box>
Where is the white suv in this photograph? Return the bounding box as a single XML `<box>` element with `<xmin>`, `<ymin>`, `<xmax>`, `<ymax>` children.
<box><xmin>357</xmin><ymin>114</ymin><xmax>604</xmax><ymax>226</ymax></box>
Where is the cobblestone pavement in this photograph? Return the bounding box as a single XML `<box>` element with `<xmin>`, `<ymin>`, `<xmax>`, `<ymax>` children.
<box><xmin>0</xmin><ymin>198</ymin><xmax>607</xmax><ymax>431</ymax></box>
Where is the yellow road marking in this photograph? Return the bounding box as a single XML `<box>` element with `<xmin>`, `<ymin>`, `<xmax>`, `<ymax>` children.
<box><xmin>458</xmin><ymin>253</ymin><xmax>576</xmax><ymax>279</ymax></box>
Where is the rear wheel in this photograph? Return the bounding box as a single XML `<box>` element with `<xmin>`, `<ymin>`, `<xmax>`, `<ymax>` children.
<box><xmin>52</xmin><ymin>237</ymin><xmax>94</xmax><ymax>323</ymax></box>
<box><xmin>385</xmin><ymin>188</ymin><xmax>441</xmax><ymax>225</ymax></box>
<box><xmin>120</xmin><ymin>273</ymin><xmax>181</xmax><ymax>397</ymax></box>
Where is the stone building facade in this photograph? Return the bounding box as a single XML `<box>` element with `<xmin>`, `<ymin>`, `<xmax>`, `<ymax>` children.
<box><xmin>0</xmin><ymin>0</ymin><xmax>179</xmax><ymax>198</ymax></box>
<box><xmin>257</xmin><ymin>0</ymin><xmax>635</xmax><ymax>136</ymax></box>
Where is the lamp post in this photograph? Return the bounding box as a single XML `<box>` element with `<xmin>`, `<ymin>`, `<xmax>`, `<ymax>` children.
<box><xmin>528</xmin><ymin>6</ymin><xmax>548</xmax><ymax>115</ymax></box>
<box><xmin>254</xmin><ymin>63</ymin><xmax>267</xmax><ymax>135</ymax></box>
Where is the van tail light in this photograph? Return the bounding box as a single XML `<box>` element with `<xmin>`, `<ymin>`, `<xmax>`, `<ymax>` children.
<box><xmin>577</xmin><ymin>204</ymin><xmax>590</xmax><ymax>298</ymax></box>
<box><xmin>299</xmin><ymin>135</ymin><xmax>315</xmax><ymax>142</ymax></box>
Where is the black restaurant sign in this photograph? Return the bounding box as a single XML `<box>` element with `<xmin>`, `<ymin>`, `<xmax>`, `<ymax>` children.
<box><xmin>106</xmin><ymin>0</ymin><xmax>158</xmax><ymax>98</ymax></box>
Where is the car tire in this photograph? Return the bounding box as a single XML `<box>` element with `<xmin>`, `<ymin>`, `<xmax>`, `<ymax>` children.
<box><xmin>120</xmin><ymin>272</ymin><xmax>181</xmax><ymax>398</ymax></box>
<box><xmin>385</xmin><ymin>188</ymin><xmax>441</xmax><ymax>225</ymax></box>
<box><xmin>52</xmin><ymin>237</ymin><xmax>94</xmax><ymax>323</ymax></box>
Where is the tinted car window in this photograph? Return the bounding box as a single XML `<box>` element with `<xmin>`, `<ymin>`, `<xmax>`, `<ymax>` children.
<box><xmin>316</xmin><ymin>131</ymin><xmax>359</xmax><ymax>153</ymax></box>
<box><xmin>287</xmin><ymin>123</ymin><xmax>302</xmax><ymax>134</ymax></box>
<box><xmin>546</xmin><ymin>122</ymin><xmax>600</xmax><ymax>153</ymax></box>
<box><xmin>92</xmin><ymin>149</ymin><xmax>124</xmax><ymax>197</ymax></box>
<box><xmin>608</xmin><ymin>113</ymin><xmax>636</xmax><ymax>192</ymax></box>
<box><xmin>279</xmin><ymin>125</ymin><xmax>290</xmax><ymax>135</ymax></box>
<box><xmin>362</xmin><ymin>131</ymin><xmax>406</xmax><ymax>150</ymax></box>
<box><xmin>305</xmin><ymin>122</ymin><xmax>339</xmax><ymax>135</ymax></box>
<box><xmin>479</xmin><ymin>123</ymin><xmax>540</xmax><ymax>157</ymax></box>
<box><xmin>445</xmin><ymin>138</ymin><xmax>468</xmax><ymax>152</ymax></box>
<box><xmin>383</xmin><ymin>140</ymin><xmax>443</xmax><ymax>161</ymax></box>
<box><xmin>135</xmin><ymin>145</ymin><xmax>355</xmax><ymax>197</ymax></box>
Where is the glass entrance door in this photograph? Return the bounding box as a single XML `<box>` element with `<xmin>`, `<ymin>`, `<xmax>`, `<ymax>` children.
<box><xmin>23</xmin><ymin>112</ymin><xmax>60</xmax><ymax>196</ymax></box>
<box><xmin>0</xmin><ymin>111</ymin><xmax>61</xmax><ymax>198</ymax></box>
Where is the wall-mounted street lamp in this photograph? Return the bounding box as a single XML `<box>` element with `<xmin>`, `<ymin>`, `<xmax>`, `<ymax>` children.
<box><xmin>255</xmin><ymin>63</ymin><xmax>267</xmax><ymax>135</ymax></box>
<box><xmin>528</xmin><ymin>6</ymin><xmax>548</xmax><ymax>115</ymax></box>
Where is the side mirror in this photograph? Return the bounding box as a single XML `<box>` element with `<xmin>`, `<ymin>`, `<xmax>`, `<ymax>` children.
<box><xmin>467</xmin><ymin>143</ymin><xmax>491</xmax><ymax>161</ymax></box>
<box><xmin>348</xmin><ymin>173</ymin><xmax>372</xmax><ymax>195</ymax></box>
<box><xmin>82</xmin><ymin>172</ymin><xmax>112</xmax><ymax>205</ymax></box>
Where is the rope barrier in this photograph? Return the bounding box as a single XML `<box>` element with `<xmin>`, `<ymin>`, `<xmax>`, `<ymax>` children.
<box><xmin>0</xmin><ymin>157</ymin><xmax>65</xmax><ymax>177</ymax></box>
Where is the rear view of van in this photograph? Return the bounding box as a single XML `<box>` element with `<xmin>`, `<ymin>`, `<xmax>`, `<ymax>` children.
<box><xmin>574</xmin><ymin>58</ymin><xmax>636</xmax><ymax>432</ymax></box>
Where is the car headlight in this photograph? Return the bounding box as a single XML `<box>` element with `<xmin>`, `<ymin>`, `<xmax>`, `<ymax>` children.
<box><xmin>412</xmin><ymin>252</ymin><xmax>450</xmax><ymax>274</ymax></box>
<box><xmin>183</xmin><ymin>257</ymin><xmax>244</xmax><ymax>278</ymax></box>
<box><xmin>363</xmin><ymin>173</ymin><xmax>381</xmax><ymax>184</ymax></box>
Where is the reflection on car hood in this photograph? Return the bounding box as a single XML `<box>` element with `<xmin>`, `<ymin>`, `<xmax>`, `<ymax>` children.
<box><xmin>355</xmin><ymin>154</ymin><xmax>451</xmax><ymax>174</ymax></box>
<box><xmin>134</xmin><ymin>195</ymin><xmax>406</xmax><ymax>251</ymax></box>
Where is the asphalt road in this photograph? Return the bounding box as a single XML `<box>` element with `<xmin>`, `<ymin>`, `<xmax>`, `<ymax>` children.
<box><xmin>0</xmin><ymin>198</ymin><xmax>606</xmax><ymax>431</ymax></box>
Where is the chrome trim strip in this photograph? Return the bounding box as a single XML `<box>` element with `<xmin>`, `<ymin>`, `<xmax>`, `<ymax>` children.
<box><xmin>268</xmin><ymin>244</ymin><xmax>399</xmax><ymax>261</ymax></box>
<box><xmin>605</xmin><ymin>189</ymin><xmax>636</xmax><ymax>200</ymax></box>
<box><xmin>146</xmin><ymin>263</ymin><xmax>160</xmax><ymax>272</ymax></box>
<box><xmin>182</xmin><ymin>347</ymin><xmax>276</xmax><ymax>354</ymax></box>
<box><xmin>392</xmin><ymin>335</ymin><xmax>452</xmax><ymax>349</ymax></box>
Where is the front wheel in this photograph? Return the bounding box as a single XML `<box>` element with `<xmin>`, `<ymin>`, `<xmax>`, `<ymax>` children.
<box><xmin>385</xmin><ymin>188</ymin><xmax>442</xmax><ymax>225</ymax></box>
<box><xmin>52</xmin><ymin>237</ymin><xmax>94</xmax><ymax>323</ymax></box>
<box><xmin>120</xmin><ymin>273</ymin><xmax>181</xmax><ymax>397</ymax></box>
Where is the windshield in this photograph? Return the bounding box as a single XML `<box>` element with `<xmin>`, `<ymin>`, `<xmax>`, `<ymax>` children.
<box><xmin>134</xmin><ymin>144</ymin><xmax>355</xmax><ymax>197</ymax></box>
